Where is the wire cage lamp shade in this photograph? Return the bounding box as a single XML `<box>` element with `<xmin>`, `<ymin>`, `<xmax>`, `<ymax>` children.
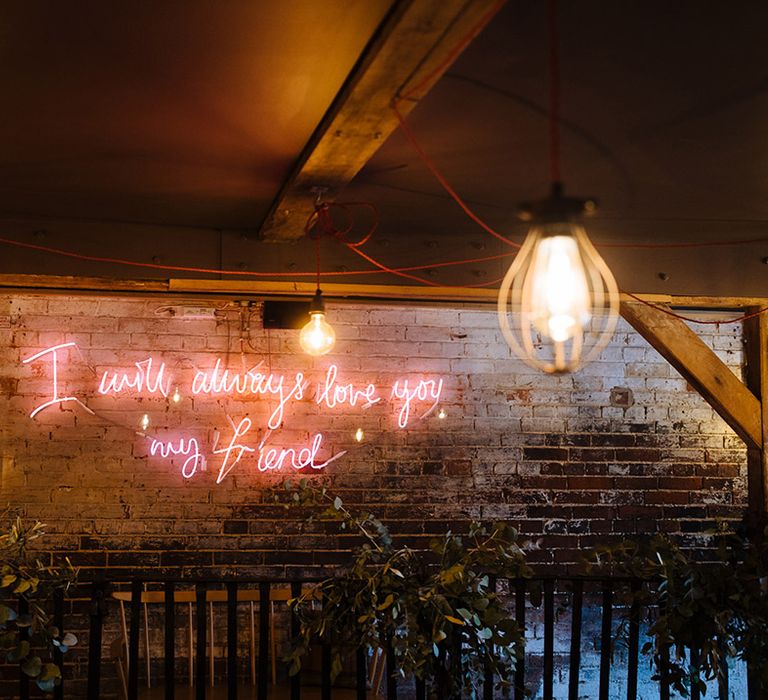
<box><xmin>497</xmin><ymin>221</ymin><xmax>620</xmax><ymax>374</ymax></box>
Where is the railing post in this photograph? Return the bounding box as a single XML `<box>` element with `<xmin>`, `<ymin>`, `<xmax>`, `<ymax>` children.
<box><xmin>258</xmin><ymin>582</ymin><xmax>270</xmax><ymax>700</ymax></box>
<box><xmin>128</xmin><ymin>580</ymin><xmax>142</xmax><ymax>700</ymax></box>
<box><xmin>321</xmin><ymin>637</ymin><xmax>332</xmax><ymax>700</ymax></box>
<box><xmin>543</xmin><ymin>579</ymin><xmax>555</xmax><ymax>700</ymax></box>
<box><xmin>598</xmin><ymin>580</ymin><xmax>613</xmax><ymax>700</ymax></box>
<box><xmin>164</xmin><ymin>581</ymin><xmax>175</xmax><ymax>700</ymax></box>
<box><xmin>386</xmin><ymin>639</ymin><xmax>397</xmax><ymax>700</ymax></box>
<box><xmin>717</xmin><ymin>636</ymin><xmax>729</xmax><ymax>700</ymax></box>
<box><xmin>227</xmin><ymin>581</ymin><xmax>238</xmax><ymax>700</ymax></box>
<box><xmin>86</xmin><ymin>580</ymin><xmax>107</xmax><ymax>700</ymax></box>
<box><xmin>568</xmin><ymin>579</ymin><xmax>583</xmax><ymax>700</ymax></box>
<box><xmin>659</xmin><ymin>600</ymin><xmax>670</xmax><ymax>700</ymax></box>
<box><xmin>514</xmin><ymin>578</ymin><xmax>526</xmax><ymax>700</ymax></box>
<box><xmin>195</xmin><ymin>583</ymin><xmax>207</xmax><ymax>700</ymax></box>
<box><xmin>627</xmin><ymin>580</ymin><xmax>641</xmax><ymax>700</ymax></box>
<box><xmin>290</xmin><ymin>581</ymin><xmax>301</xmax><ymax>700</ymax></box>
<box><xmin>18</xmin><ymin>596</ymin><xmax>29</xmax><ymax>700</ymax></box>
<box><xmin>53</xmin><ymin>587</ymin><xmax>65</xmax><ymax>700</ymax></box>
<box><xmin>356</xmin><ymin>646</ymin><xmax>367</xmax><ymax>700</ymax></box>
<box><xmin>483</xmin><ymin>576</ymin><xmax>497</xmax><ymax>700</ymax></box>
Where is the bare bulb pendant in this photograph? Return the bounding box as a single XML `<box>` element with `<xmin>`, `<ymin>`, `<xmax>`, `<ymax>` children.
<box><xmin>498</xmin><ymin>222</ymin><xmax>619</xmax><ymax>373</ymax></box>
<box><xmin>299</xmin><ymin>311</ymin><xmax>336</xmax><ymax>356</ymax></box>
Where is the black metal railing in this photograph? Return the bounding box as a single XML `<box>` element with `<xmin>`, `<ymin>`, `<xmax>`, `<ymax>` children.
<box><xmin>10</xmin><ymin>575</ymin><xmax>740</xmax><ymax>700</ymax></box>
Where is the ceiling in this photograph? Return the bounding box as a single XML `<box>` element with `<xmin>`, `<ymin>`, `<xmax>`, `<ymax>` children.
<box><xmin>2</xmin><ymin>0</ymin><xmax>768</xmax><ymax>297</ymax></box>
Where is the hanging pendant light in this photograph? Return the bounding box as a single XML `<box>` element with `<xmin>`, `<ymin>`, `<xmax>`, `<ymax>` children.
<box><xmin>497</xmin><ymin>0</ymin><xmax>619</xmax><ymax>373</ymax></box>
<box><xmin>300</xmin><ymin>198</ymin><xmax>336</xmax><ymax>356</ymax></box>
<box><xmin>497</xmin><ymin>183</ymin><xmax>619</xmax><ymax>373</ymax></box>
<box><xmin>299</xmin><ymin>287</ymin><xmax>336</xmax><ymax>356</ymax></box>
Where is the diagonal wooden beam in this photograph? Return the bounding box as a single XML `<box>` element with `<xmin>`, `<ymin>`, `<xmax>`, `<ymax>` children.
<box><xmin>259</xmin><ymin>0</ymin><xmax>506</xmax><ymax>241</ymax></box>
<box><xmin>743</xmin><ymin>309</ymin><xmax>768</xmax><ymax>519</ymax></box>
<box><xmin>620</xmin><ymin>300</ymin><xmax>762</xmax><ymax>450</ymax></box>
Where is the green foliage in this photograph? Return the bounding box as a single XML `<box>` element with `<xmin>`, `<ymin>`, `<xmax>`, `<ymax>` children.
<box><xmin>274</xmin><ymin>480</ymin><xmax>531</xmax><ymax>699</ymax></box>
<box><xmin>590</xmin><ymin>524</ymin><xmax>768</xmax><ymax>697</ymax></box>
<box><xmin>0</xmin><ymin>517</ymin><xmax>78</xmax><ymax>693</ymax></box>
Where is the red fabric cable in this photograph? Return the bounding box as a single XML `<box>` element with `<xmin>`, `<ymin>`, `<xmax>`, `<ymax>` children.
<box><xmin>344</xmin><ymin>242</ymin><xmax>443</xmax><ymax>287</ymax></box>
<box><xmin>391</xmin><ymin>103</ymin><xmax>520</xmax><ymax>248</ymax></box>
<box><xmin>398</xmin><ymin>0</ymin><xmax>507</xmax><ymax>103</ymax></box>
<box><xmin>621</xmin><ymin>290</ymin><xmax>768</xmax><ymax>325</ymax></box>
<box><xmin>0</xmin><ymin>234</ymin><xmax>510</xmax><ymax>277</ymax></box>
<box><xmin>548</xmin><ymin>0</ymin><xmax>561</xmax><ymax>185</ymax></box>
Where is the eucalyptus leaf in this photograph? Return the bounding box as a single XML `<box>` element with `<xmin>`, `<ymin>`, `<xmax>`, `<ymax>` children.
<box><xmin>39</xmin><ymin>662</ymin><xmax>61</xmax><ymax>681</ymax></box>
<box><xmin>21</xmin><ymin>655</ymin><xmax>42</xmax><ymax>677</ymax></box>
<box><xmin>0</xmin><ymin>604</ymin><xmax>17</xmax><ymax>624</ymax></box>
<box><xmin>36</xmin><ymin>678</ymin><xmax>56</xmax><ymax>692</ymax></box>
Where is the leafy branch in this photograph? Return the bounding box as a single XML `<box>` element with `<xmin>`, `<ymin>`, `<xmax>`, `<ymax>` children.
<box><xmin>272</xmin><ymin>480</ymin><xmax>532</xmax><ymax>698</ymax></box>
<box><xmin>0</xmin><ymin>517</ymin><xmax>78</xmax><ymax>693</ymax></box>
<box><xmin>590</xmin><ymin>524</ymin><xmax>768</xmax><ymax>697</ymax></box>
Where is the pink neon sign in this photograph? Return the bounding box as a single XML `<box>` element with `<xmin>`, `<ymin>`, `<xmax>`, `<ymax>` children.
<box><xmin>316</xmin><ymin>365</ymin><xmax>380</xmax><ymax>409</ymax></box>
<box><xmin>150</xmin><ymin>436</ymin><xmax>203</xmax><ymax>479</ymax></box>
<box><xmin>99</xmin><ymin>358</ymin><xmax>170</xmax><ymax>397</ymax></box>
<box><xmin>22</xmin><ymin>342</ymin><xmax>79</xmax><ymax>418</ymax></box>
<box><xmin>391</xmin><ymin>378</ymin><xmax>444</xmax><ymax>429</ymax></box>
<box><xmin>22</xmin><ymin>343</ymin><xmax>445</xmax><ymax>483</ymax></box>
<box><xmin>190</xmin><ymin>360</ymin><xmax>306</xmax><ymax>430</ymax></box>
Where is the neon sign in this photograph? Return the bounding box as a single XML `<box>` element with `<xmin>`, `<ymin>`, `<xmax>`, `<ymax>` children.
<box><xmin>22</xmin><ymin>343</ymin><xmax>79</xmax><ymax>418</ymax></box>
<box><xmin>98</xmin><ymin>358</ymin><xmax>170</xmax><ymax>397</ymax></box>
<box><xmin>21</xmin><ymin>343</ymin><xmax>444</xmax><ymax>483</ymax></box>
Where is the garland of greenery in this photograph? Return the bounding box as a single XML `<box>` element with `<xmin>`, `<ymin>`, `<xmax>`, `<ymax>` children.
<box><xmin>275</xmin><ymin>480</ymin><xmax>531</xmax><ymax>698</ymax></box>
<box><xmin>276</xmin><ymin>481</ymin><xmax>768</xmax><ymax>699</ymax></box>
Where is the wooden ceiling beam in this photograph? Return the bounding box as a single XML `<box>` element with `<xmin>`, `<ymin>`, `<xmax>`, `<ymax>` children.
<box><xmin>3</xmin><ymin>274</ymin><xmax>768</xmax><ymax>310</ymax></box>
<box><xmin>258</xmin><ymin>0</ymin><xmax>506</xmax><ymax>241</ymax></box>
<box><xmin>620</xmin><ymin>300</ymin><xmax>762</xmax><ymax>450</ymax></box>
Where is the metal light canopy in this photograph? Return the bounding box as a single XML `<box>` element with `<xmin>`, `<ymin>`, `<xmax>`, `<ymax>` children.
<box><xmin>497</xmin><ymin>183</ymin><xmax>619</xmax><ymax>374</ymax></box>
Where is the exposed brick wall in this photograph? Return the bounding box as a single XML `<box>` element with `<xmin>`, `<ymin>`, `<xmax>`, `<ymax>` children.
<box><xmin>0</xmin><ymin>291</ymin><xmax>748</xmax><ymax>577</ymax></box>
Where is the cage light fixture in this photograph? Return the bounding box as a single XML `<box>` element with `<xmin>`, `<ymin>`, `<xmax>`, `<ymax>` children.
<box><xmin>497</xmin><ymin>183</ymin><xmax>619</xmax><ymax>373</ymax></box>
<box><xmin>497</xmin><ymin>0</ymin><xmax>619</xmax><ymax>373</ymax></box>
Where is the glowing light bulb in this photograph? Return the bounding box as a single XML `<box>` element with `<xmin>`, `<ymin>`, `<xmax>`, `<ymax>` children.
<box><xmin>437</xmin><ymin>408</ymin><xmax>447</xmax><ymax>420</ymax></box>
<box><xmin>139</xmin><ymin>414</ymin><xmax>150</xmax><ymax>431</ymax></box>
<box><xmin>299</xmin><ymin>289</ymin><xmax>336</xmax><ymax>357</ymax></box>
<box><xmin>498</xmin><ymin>221</ymin><xmax>619</xmax><ymax>374</ymax></box>
<box><xmin>528</xmin><ymin>235</ymin><xmax>591</xmax><ymax>343</ymax></box>
<box><xmin>171</xmin><ymin>386</ymin><xmax>182</xmax><ymax>404</ymax></box>
<box><xmin>354</xmin><ymin>428</ymin><xmax>364</xmax><ymax>442</ymax></box>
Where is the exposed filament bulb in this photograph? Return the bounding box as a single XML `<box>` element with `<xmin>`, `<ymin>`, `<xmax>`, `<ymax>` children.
<box><xmin>299</xmin><ymin>289</ymin><xmax>336</xmax><ymax>357</ymax></box>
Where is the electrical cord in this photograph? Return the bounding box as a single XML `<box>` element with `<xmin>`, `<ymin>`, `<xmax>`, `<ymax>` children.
<box><xmin>0</xmin><ymin>233</ymin><xmax>513</xmax><ymax>279</ymax></box>
<box><xmin>620</xmin><ymin>290</ymin><xmax>768</xmax><ymax>326</ymax></box>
